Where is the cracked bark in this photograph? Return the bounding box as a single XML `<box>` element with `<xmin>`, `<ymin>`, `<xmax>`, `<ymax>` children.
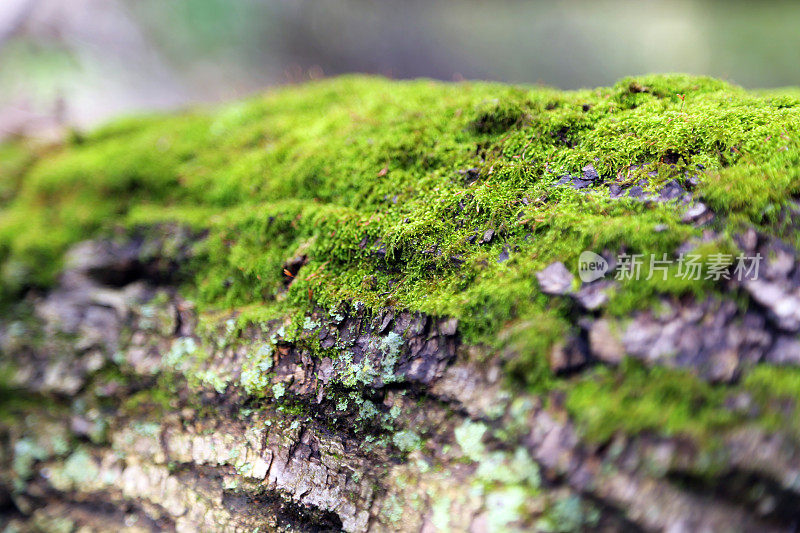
<box><xmin>2</xmin><ymin>233</ymin><xmax>800</xmax><ymax>532</ymax></box>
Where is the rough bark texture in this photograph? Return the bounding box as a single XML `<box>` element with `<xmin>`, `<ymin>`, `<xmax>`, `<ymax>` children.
<box><xmin>2</xmin><ymin>234</ymin><xmax>800</xmax><ymax>532</ymax></box>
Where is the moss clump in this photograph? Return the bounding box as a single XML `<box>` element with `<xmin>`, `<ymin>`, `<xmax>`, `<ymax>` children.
<box><xmin>564</xmin><ymin>359</ymin><xmax>800</xmax><ymax>451</ymax></box>
<box><xmin>740</xmin><ymin>364</ymin><xmax>800</xmax><ymax>440</ymax></box>
<box><xmin>563</xmin><ymin>360</ymin><xmax>736</xmax><ymax>443</ymax></box>
<box><xmin>3</xmin><ymin>74</ymin><xmax>800</xmax><ymax>445</ymax></box>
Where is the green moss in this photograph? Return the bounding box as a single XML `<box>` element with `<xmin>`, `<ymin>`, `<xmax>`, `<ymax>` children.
<box><xmin>741</xmin><ymin>364</ymin><xmax>800</xmax><ymax>438</ymax></box>
<box><xmin>743</xmin><ymin>364</ymin><xmax>800</xmax><ymax>399</ymax></box>
<box><xmin>2</xmin><ymin>74</ymin><xmax>796</xmax><ymax>333</ymax></box>
<box><xmin>564</xmin><ymin>360</ymin><xmax>737</xmax><ymax>443</ymax></box>
<box><xmin>561</xmin><ymin>353</ymin><xmax>800</xmax><ymax>449</ymax></box>
<box><xmin>4</xmin><ymin>74</ymin><xmax>800</xmax><ymax>443</ymax></box>
<box><xmin>0</xmin><ymin>141</ymin><xmax>34</xmax><ymax>208</ymax></box>
<box><xmin>121</xmin><ymin>377</ymin><xmax>177</xmax><ymax>415</ymax></box>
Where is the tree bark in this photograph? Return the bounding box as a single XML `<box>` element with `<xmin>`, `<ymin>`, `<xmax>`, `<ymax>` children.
<box><xmin>3</xmin><ymin>232</ymin><xmax>799</xmax><ymax>532</ymax></box>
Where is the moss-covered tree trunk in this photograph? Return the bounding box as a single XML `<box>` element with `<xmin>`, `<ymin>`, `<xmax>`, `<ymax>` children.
<box><xmin>3</xmin><ymin>75</ymin><xmax>800</xmax><ymax>531</ymax></box>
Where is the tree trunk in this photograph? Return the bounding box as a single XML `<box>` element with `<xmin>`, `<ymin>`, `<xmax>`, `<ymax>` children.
<box><xmin>2</xmin><ymin>232</ymin><xmax>797</xmax><ymax>532</ymax></box>
<box><xmin>3</xmin><ymin>75</ymin><xmax>800</xmax><ymax>532</ymax></box>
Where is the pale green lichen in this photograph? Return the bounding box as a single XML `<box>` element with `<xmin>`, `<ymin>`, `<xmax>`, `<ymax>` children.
<box><xmin>198</xmin><ymin>369</ymin><xmax>230</xmax><ymax>394</ymax></box>
<box><xmin>484</xmin><ymin>486</ymin><xmax>528</xmax><ymax>532</ymax></box>
<box><xmin>537</xmin><ymin>495</ymin><xmax>600</xmax><ymax>533</ymax></box>
<box><xmin>338</xmin><ymin>351</ymin><xmax>380</xmax><ymax>389</ymax></box>
<box><xmin>379</xmin><ymin>332</ymin><xmax>404</xmax><ymax>383</ymax></box>
<box><xmin>454</xmin><ymin>420</ymin><xmax>487</xmax><ymax>462</ymax></box>
<box><xmin>380</xmin><ymin>494</ymin><xmax>404</xmax><ymax>523</ymax></box>
<box><xmin>239</xmin><ymin>343</ymin><xmax>274</xmax><ymax>395</ymax></box>
<box><xmin>163</xmin><ymin>336</ymin><xmax>199</xmax><ymax>369</ymax></box>
<box><xmin>132</xmin><ymin>421</ymin><xmax>161</xmax><ymax>438</ymax></box>
<box><xmin>12</xmin><ymin>438</ymin><xmax>49</xmax><ymax>479</ymax></box>
<box><xmin>47</xmin><ymin>448</ymin><xmax>100</xmax><ymax>491</ymax></box>
<box><xmin>302</xmin><ymin>316</ymin><xmax>320</xmax><ymax>330</ymax></box>
<box><xmin>391</xmin><ymin>430</ymin><xmax>421</xmax><ymax>452</ymax></box>
<box><xmin>335</xmin><ymin>397</ymin><xmax>349</xmax><ymax>411</ymax></box>
<box><xmin>431</xmin><ymin>495</ymin><xmax>452</xmax><ymax>531</ymax></box>
<box><xmin>475</xmin><ymin>448</ymin><xmax>540</xmax><ymax>487</ymax></box>
<box><xmin>271</xmin><ymin>382</ymin><xmax>286</xmax><ymax>400</ymax></box>
<box><xmin>62</xmin><ymin>448</ymin><xmax>99</xmax><ymax>482</ymax></box>
<box><xmin>356</xmin><ymin>399</ymin><xmax>379</xmax><ymax>422</ymax></box>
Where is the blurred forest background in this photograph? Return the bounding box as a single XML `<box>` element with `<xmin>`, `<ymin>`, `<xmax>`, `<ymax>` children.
<box><xmin>1</xmin><ymin>0</ymin><xmax>799</xmax><ymax>139</ymax></box>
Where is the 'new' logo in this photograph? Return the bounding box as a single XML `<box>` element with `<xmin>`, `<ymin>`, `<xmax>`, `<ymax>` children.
<box><xmin>578</xmin><ymin>251</ymin><xmax>608</xmax><ymax>282</ymax></box>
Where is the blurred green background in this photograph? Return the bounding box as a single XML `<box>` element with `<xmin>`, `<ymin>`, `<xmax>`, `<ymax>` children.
<box><xmin>1</xmin><ymin>0</ymin><xmax>799</xmax><ymax>137</ymax></box>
